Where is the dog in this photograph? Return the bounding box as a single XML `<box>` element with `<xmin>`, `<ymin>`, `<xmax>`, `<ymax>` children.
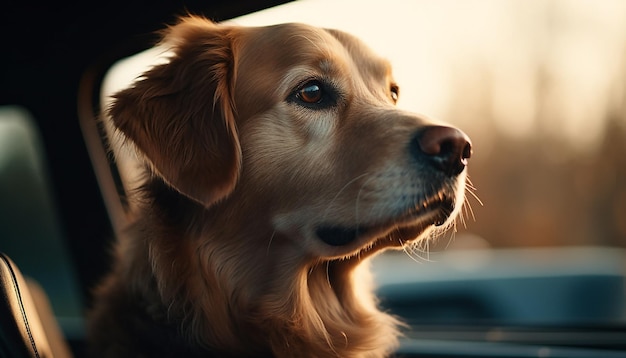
<box><xmin>87</xmin><ymin>15</ymin><xmax>472</xmax><ymax>358</ymax></box>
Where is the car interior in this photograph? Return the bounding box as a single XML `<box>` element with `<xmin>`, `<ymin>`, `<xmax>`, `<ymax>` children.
<box><xmin>2</xmin><ymin>1</ymin><xmax>626</xmax><ymax>357</ymax></box>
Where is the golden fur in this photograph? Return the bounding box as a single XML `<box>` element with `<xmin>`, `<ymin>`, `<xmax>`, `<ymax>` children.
<box><xmin>88</xmin><ymin>16</ymin><xmax>471</xmax><ymax>357</ymax></box>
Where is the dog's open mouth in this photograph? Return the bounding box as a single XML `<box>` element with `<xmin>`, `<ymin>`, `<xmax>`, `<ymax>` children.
<box><xmin>315</xmin><ymin>192</ymin><xmax>456</xmax><ymax>247</ymax></box>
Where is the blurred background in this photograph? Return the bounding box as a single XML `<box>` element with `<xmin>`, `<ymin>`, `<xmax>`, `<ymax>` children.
<box><xmin>2</xmin><ymin>0</ymin><xmax>626</xmax><ymax>355</ymax></box>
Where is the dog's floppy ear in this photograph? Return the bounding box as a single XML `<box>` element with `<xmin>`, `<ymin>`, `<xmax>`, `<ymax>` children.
<box><xmin>108</xmin><ymin>17</ymin><xmax>241</xmax><ymax>207</ymax></box>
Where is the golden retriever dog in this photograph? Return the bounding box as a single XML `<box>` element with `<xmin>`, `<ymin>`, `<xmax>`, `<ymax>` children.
<box><xmin>88</xmin><ymin>15</ymin><xmax>472</xmax><ymax>358</ymax></box>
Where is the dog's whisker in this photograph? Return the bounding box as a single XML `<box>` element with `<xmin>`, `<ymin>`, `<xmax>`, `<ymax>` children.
<box><xmin>266</xmin><ymin>230</ymin><xmax>277</xmax><ymax>256</ymax></box>
<box><xmin>325</xmin><ymin>261</ymin><xmax>332</xmax><ymax>287</ymax></box>
<box><xmin>401</xmin><ymin>230</ymin><xmax>438</xmax><ymax>263</ymax></box>
<box><xmin>463</xmin><ymin>196</ymin><xmax>476</xmax><ymax>224</ymax></box>
<box><xmin>400</xmin><ymin>239</ymin><xmax>427</xmax><ymax>264</ymax></box>
<box><xmin>322</xmin><ymin>172</ymin><xmax>371</xmax><ymax>223</ymax></box>
<box><xmin>464</xmin><ymin>189</ymin><xmax>480</xmax><ymax>222</ymax></box>
<box><xmin>410</xmin><ymin>243</ymin><xmax>434</xmax><ymax>263</ymax></box>
<box><xmin>288</xmin><ymin>33</ymin><xmax>329</xmax><ymax>58</ymax></box>
<box><xmin>459</xmin><ymin>199</ymin><xmax>469</xmax><ymax>229</ymax></box>
<box><xmin>465</xmin><ymin>177</ymin><xmax>478</xmax><ymax>191</ymax></box>
<box><xmin>467</xmin><ymin>200</ymin><xmax>477</xmax><ymax>223</ymax></box>
<box><xmin>355</xmin><ymin>175</ymin><xmax>377</xmax><ymax>230</ymax></box>
<box><xmin>443</xmin><ymin>222</ymin><xmax>457</xmax><ymax>250</ymax></box>
<box><xmin>465</xmin><ymin>182</ymin><xmax>483</xmax><ymax>207</ymax></box>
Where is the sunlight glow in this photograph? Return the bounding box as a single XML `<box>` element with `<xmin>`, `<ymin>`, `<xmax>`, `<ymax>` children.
<box><xmin>232</xmin><ymin>0</ymin><xmax>626</xmax><ymax>152</ymax></box>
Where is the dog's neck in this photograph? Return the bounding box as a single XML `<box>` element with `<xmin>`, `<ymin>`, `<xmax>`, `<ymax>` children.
<box><xmin>124</xmin><ymin>178</ymin><xmax>400</xmax><ymax>357</ymax></box>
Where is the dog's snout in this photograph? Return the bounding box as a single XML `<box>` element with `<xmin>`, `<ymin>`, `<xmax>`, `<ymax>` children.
<box><xmin>412</xmin><ymin>126</ymin><xmax>472</xmax><ymax>176</ymax></box>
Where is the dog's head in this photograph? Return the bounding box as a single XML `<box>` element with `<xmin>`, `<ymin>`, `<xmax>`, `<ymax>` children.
<box><xmin>109</xmin><ymin>16</ymin><xmax>471</xmax><ymax>260</ymax></box>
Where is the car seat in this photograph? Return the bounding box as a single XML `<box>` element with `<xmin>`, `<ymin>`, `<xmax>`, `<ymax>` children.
<box><xmin>0</xmin><ymin>252</ymin><xmax>72</xmax><ymax>358</ymax></box>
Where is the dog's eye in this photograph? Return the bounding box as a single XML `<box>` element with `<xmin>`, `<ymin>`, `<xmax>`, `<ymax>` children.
<box><xmin>289</xmin><ymin>80</ymin><xmax>339</xmax><ymax>109</ymax></box>
<box><xmin>297</xmin><ymin>82</ymin><xmax>323</xmax><ymax>104</ymax></box>
<box><xmin>390</xmin><ymin>84</ymin><xmax>399</xmax><ymax>103</ymax></box>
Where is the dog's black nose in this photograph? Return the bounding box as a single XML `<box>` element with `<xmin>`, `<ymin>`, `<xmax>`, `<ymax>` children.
<box><xmin>412</xmin><ymin>125</ymin><xmax>472</xmax><ymax>176</ymax></box>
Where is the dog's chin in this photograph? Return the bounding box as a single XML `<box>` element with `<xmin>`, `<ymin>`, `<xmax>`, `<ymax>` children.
<box><xmin>314</xmin><ymin>194</ymin><xmax>457</xmax><ymax>258</ymax></box>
